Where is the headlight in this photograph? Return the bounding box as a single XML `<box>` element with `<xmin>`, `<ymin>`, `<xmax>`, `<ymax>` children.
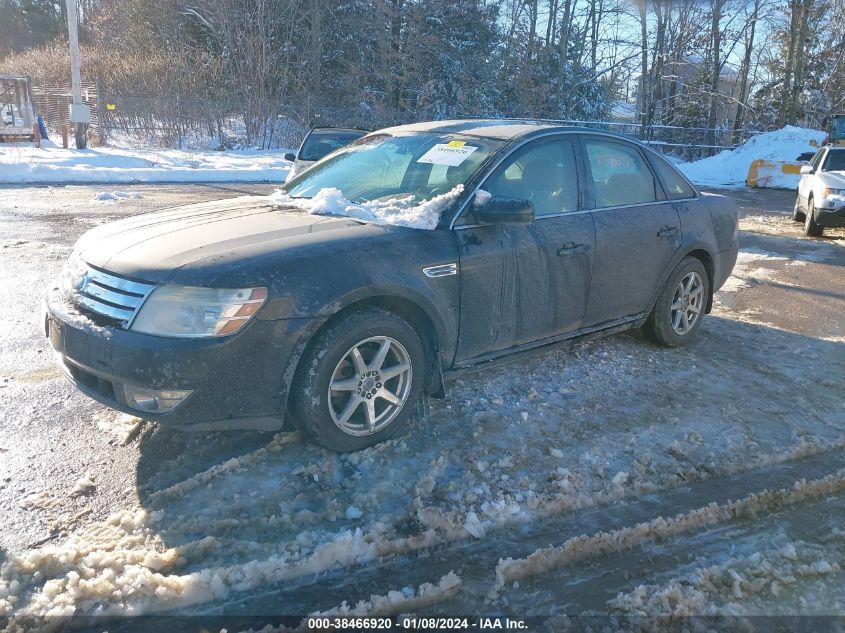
<box><xmin>131</xmin><ymin>285</ymin><xmax>267</xmax><ymax>338</ymax></box>
<box><xmin>822</xmin><ymin>187</ymin><xmax>845</xmax><ymax>197</ymax></box>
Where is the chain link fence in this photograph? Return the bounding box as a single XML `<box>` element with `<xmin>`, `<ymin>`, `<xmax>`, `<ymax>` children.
<box><xmin>512</xmin><ymin>118</ymin><xmax>761</xmax><ymax>161</ymax></box>
<box><xmin>25</xmin><ymin>82</ymin><xmax>757</xmax><ymax>159</ymax></box>
<box><xmin>31</xmin><ymin>80</ymin><xmax>99</xmax><ymax>139</ymax></box>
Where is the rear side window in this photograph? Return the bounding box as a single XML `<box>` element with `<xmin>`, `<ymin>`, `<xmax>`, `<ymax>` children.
<box><xmin>649</xmin><ymin>154</ymin><xmax>696</xmax><ymax>200</ymax></box>
<box><xmin>585</xmin><ymin>139</ymin><xmax>658</xmax><ymax>208</ymax></box>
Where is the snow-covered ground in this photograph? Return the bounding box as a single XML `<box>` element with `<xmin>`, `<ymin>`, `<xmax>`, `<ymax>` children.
<box><xmin>0</xmin><ymin>140</ymin><xmax>291</xmax><ymax>184</ymax></box>
<box><xmin>679</xmin><ymin>126</ymin><xmax>825</xmax><ymax>189</ymax></box>
<box><xmin>2</xmin><ymin>125</ymin><xmax>826</xmax><ymax>193</ymax></box>
<box><xmin>0</xmin><ymin>185</ymin><xmax>843</xmax><ymax>628</ymax></box>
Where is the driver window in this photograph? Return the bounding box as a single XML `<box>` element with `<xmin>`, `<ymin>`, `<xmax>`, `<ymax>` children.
<box><xmin>425</xmin><ymin>153</ymin><xmax>487</xmax><ymax>195</ymax></box>
<box><xmin>481</xmin><ymin>138</ymin><xmax>579</xmax><ymax>217</ymax></box>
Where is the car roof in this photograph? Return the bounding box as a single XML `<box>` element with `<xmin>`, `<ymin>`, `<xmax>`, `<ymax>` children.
<box><xmin>308</xmin><ymin>127</ymin><xmax>368</xmax><ymax>134</ymax></box>
<box><xmin>376</xmin><ymin>119</ymin><xmax>606</xmax><ymax>141</ymax></box>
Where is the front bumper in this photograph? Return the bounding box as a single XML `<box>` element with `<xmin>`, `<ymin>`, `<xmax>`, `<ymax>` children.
<box><xmin>44</xmin><ymin>285</ymin><xmax>317</xmax><ymax>431</ymax></box>
<box><xmin>814</xmin><ymin>203</ymin><xmax>845</xmax><ymax>228</ymax></box>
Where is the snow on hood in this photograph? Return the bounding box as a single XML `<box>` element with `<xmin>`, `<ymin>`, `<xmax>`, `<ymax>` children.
<box><xmin>269</xmin><ymin>185</ymin><xmax>464</xmax><ymax>230</ymax></box>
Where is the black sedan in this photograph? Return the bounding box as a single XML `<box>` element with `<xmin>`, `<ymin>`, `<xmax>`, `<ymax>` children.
<box><xmin>45</xmin><ymin>120</ymin><xmax>738</xmax><ymax>451</ymax></box>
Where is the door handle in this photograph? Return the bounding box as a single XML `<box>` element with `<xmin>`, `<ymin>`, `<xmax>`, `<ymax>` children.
<box><xmin>657</xmin><ymin>226</ymin><xmax>679</xmax><ymax>238</ymax></box>
<box><xmin>557</xmin><ymin>243</ymin><xmax>590</xmax><ymax>256</ymax></box>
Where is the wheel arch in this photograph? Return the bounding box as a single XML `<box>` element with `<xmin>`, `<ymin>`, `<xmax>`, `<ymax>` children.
<box><xmin>334</xmin><ymin>295</ymin><xmax>446</xmax><ymax>397</ymax></box>
<box><xmin>684</xmin><ymin>248</ymin><xmax>716</xmax><ymax>313</ymax></box>
<box><xmin>282</xmin><ymin>292</ymin><xmax>448</xmax><ymax>421</ymax></box>
<box><xmin>647</xmin><ymin>246</ymin><xmax>717</xmax><ymax>317</ymax></box>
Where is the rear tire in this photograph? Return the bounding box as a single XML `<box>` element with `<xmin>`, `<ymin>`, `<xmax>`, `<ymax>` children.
<box><xmin>792</xmin><ymin>196</ymin><xmax>805</xmax><ymax>222</ymax></box>
<box><xmin>803</xmin><ymin>198</ymin><xmax>823</xmax><ymax>237</ymax></box>
<box><xmin>289</xmin><ymin>308</ymin><xmax>425</xmax><ymax>452</ymax></box>
<box><xmin>643</xmin><ymin>257</ymin><xmax>710</xmax><ymax>347</ymax></box>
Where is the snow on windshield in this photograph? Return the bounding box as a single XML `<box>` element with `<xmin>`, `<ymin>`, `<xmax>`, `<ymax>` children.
<box><xmin>269</xmin><ymin>185</ymin><xmax>463</xmax><ymax>230</ymax></box>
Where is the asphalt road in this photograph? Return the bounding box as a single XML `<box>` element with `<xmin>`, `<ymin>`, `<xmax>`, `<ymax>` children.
<box><xmin>0</xmin><ymin>182</ymin><xmax>843</xmax><ymax>623</ymax></box>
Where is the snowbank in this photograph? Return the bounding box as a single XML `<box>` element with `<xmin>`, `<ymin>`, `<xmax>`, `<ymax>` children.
<box><xmin>679</xmin><ymin>126</ymin><xmax>825</xmax><ymax>188</ymax></box>
<box><xmin>270</xmin><ymin>185</ymin><xmax>463</xmax><ymax>230</ymax></box>
<box><xmin>0</xmin><ymin>142</ymin><xmax>291</xmax><ymax>184</ymax></box>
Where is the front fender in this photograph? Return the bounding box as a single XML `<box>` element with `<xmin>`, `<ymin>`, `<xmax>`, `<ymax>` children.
<box><xmin>317</xmin><ymin>282</ymin><xmax>457</xmax><ymax>362</ymax></box>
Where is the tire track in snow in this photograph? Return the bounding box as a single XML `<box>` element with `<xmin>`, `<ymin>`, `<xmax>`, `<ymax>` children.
<box><xmin>4</xmin><ymin>322</ymin><xmax>843</xmax><ymax>621</ymax></box>
<box><xmin>604</xmin><ymin>514</ymin><xmax>845</xmax><ymax>616</ymax></box>
<box><xmin>495</xmin><ymin>494</ymin><xmax>845</xmax><ymax>616</ymax></box>
<box><xmin>4</xmin><ymin>430</ymin><xmax>844</xmax><ymax>623</ymax></box>
<box><xmin>144</xmin><ymin>432</ymin><xmax>301</xmax><ymax>505</ymax></box>
<box><xmin>490</xmin><ymin>468</ymin><xmax>845</xmax><ymax>595</ymax></box>
<box><xmin>161</xmin><ymin>446</ymin><xmax>845</xmax><ymax>620</ymax></box>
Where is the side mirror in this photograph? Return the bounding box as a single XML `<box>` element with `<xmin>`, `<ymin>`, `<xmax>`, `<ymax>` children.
<box><xmin>800</xmin><ymin>165</ymin><xmax>815</xmax><ymax>175</ymax></box>
<box><xmin>283</xmin><ymin>152</ymin><xmax>296</xmax><ymax>162</ymax></box>
<box><xmin>473</xmin><ymin>195</ymin><xmax>534</xmax><ymax>225</ymax></box>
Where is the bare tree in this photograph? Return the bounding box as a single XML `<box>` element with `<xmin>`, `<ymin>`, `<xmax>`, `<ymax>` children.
<box><xmin>732</xmin><ymin>0</ymin><xmax>763</xmax><ymax>141</ymax></box>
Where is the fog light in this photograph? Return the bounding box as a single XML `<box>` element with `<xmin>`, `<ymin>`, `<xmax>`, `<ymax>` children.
<box><xmin>122</xmin><ymin>384</ymin><xmax>193</xmax><ymax>413</ymax></box>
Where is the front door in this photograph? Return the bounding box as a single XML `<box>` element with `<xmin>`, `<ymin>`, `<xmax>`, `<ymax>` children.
<box><xmin>798</xmin><ymin>148</ymin><xmax>825</xmax><ymax>206</ymax></box>
<box><xmin>453</xmin><ymin>135</ymin><xmax>595</xmax><ymax>363</ymax></box>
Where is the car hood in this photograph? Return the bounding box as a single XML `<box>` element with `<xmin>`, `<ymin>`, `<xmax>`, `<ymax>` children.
<box><xmin>819</xmin><ymin>171</ymin><xmax>845</xmax><ymax>188</ymax></box>
<box><xmin>75</xmin><ymin>194</ymin><xmax>373</xmax><ymax>283</ymax></box>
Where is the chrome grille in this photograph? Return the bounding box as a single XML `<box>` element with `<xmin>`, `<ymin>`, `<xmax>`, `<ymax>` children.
<box><xmin>70</xmin><ymin>266</ymin><xmax>155</xmax><ymax>325</ymax></box>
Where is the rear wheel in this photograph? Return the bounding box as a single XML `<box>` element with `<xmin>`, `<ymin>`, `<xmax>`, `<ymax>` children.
<box><xmin>803</xmin><ymin>197</ymin><xmax>823</xmax><ymax>237</ymax></box>
<box><xmin>643</xmin><ymin>257</ymin><xmax>710</xmax><ymax>347</ymax></box>
<box><xmin>290</xmin><ymin>308</ymin><xmax>425</xmax><ymax>452</ymax></box>
<box><xmin>792</xmin><ymin>196</ymin><xmax>805</xmax><ymax>222</ymax></box>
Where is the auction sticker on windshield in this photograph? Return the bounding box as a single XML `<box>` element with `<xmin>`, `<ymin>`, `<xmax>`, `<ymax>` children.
<box><xmin>417</xmin><ymin>143</ymin><xmax>478</xmax><ymax>166</ymax></box>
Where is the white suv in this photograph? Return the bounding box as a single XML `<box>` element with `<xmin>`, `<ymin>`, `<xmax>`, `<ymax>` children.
<box><xmin>794</xmin><ymin>146</ymin><xmax>845</xmax><ymax>236</ymax></box>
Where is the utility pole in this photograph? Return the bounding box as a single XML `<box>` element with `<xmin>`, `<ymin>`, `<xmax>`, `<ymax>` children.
<box><xmin>65</xmin><ymin>0</ymin><xmax>90</xmax><ymax>148</ymax></box>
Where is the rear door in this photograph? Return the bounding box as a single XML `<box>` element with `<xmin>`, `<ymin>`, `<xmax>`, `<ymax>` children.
<box><xmin>452</xmin><ymin>135</ymin><xmax>595</xmax><ymax>363</ymax></box>
<box><xmin>580</xmin><ymin>136</ymin><xmax>681</xmax><ymax>326</ymax></box>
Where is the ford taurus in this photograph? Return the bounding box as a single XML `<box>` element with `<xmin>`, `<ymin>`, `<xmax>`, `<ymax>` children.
<box><xmin>45</xmin><ymin>120</ymin><xmax>739</xmax><ymax>451</ymax></box>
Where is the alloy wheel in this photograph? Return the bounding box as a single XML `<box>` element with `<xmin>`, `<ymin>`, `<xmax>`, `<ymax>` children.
<box><xmin>328</xmin><ymin>336</ymin><xmax>413</xmax><ymax>436</ymax></box>
<box><xmin>670</xmin><ymin>271</ymin><xmax>704</xmax><ymax>336</ymax></box>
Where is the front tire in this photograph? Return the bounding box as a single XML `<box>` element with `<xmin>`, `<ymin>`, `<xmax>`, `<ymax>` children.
<box><xmin>290</xmin><ymin>308</ymin><xmax>425</xmax><ymax>452</ymax></box>
<box><xmin>803</xmin><ymin>197</ymin><xmax>823</xmax><ymax>237</ymax></box>
<box><xmin>643</xmin><ymin>257</ymin><xmax>710</xmax><ymax>347</ymax></box>
<box><xmin>792</xmin><ymin>196</ymin><xmax>805</xmax><ymax>222</ymax></box>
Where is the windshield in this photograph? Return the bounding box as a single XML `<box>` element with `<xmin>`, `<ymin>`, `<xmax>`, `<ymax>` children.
<box><xmin>822</xmin><ymin>150</ymin><xmax>845</xmax><ymax>172</ymax></box>
<box><xmin>298</xmin><ymin>129</ymin><xmax>366</xmax><ymax>161</ymax></box>
<box><xmin>285</xmin><ymin>132</ymin><xmax>501</xmax><ymax>204</ymax></box>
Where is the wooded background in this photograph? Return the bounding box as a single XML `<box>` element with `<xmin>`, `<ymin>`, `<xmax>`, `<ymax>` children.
<box><xmin>1</xmin><ymin>0</ymin><xmax>843</xmax><ymax>150</ymax></box>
